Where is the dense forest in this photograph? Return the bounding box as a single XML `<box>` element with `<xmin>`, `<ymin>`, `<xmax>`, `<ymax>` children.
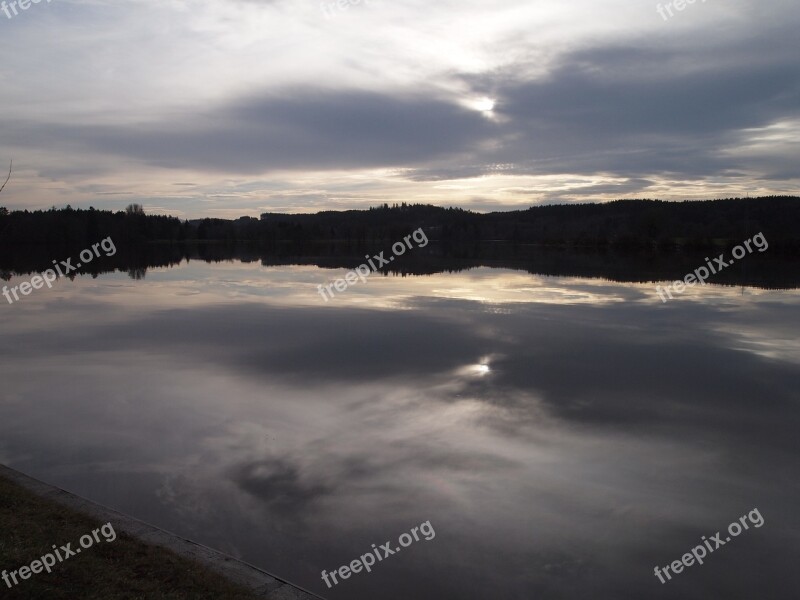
<box><xmin>0</xmin><ymin>197</ymin><xmax>799</xmax><ymax>250</ymax></box>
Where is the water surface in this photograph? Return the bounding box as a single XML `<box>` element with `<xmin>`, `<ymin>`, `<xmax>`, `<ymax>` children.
<box><xmin>1</xmin><ymin>257</ymin><xmax>798</xmax><ymax>599</ymax></box>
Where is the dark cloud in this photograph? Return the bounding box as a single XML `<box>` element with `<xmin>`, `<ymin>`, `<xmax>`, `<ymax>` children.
<box><xmin>12</xmin><ymin>90</ymin><xmax>496</xmax><ymax>175</ymax></box>
<box><xmin>417</xmin><ymin>32</ymin><xmax>800</xmax><ymax>181</ymax></box>
<box><xmin>7</xmin><ymin>24</ymin><xmax>798</xmax><ymax>190</ymax></box>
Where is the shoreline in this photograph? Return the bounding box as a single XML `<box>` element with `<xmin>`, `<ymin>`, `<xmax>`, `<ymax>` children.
<box><xmin>0</xmin><ymin>464</ymin><xmax>323</xmax><ymax>600</ymax></box>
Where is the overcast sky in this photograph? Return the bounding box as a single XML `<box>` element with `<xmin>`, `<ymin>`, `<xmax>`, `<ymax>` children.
<box><xmin>0</xmin><ymin>0</ymin><xmax>798</xmax><ymax>218</ymax></box>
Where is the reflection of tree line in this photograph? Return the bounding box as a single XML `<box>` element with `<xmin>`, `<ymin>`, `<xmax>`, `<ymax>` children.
<box><xmin>1</xmin><ymin>241</ymin><xmax>798</xmax><ymax>290</ymax></box>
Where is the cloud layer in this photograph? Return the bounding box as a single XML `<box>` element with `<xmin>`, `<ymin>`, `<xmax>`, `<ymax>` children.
<box><xmin>0</xmin><ymin>0</ymin><xmax>797</xmax><ymax>216</ymax></box>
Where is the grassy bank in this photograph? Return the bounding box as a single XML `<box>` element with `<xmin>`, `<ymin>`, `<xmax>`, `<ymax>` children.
<box><xmin>0</xmin><ymin>474</ymin><xmax>260</xmax><ymax>599</ymax></box>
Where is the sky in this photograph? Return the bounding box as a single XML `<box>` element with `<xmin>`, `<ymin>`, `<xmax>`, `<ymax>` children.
<box><xmin>0</xmin><ymin>0</ymin><xmax>798</xmax><ymax>219</ymax></box>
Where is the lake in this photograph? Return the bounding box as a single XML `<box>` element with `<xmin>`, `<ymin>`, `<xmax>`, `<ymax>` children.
<box><xmin>1</xmin><ymin>250</ymin><xmax>798</xmax><ymax>599</ymax></box>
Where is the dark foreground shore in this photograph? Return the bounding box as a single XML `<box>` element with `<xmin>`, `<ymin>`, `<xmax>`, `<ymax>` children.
<box><xmin>0</xmin><ymin>465</ymin><xmax>320</xmax><ymax>600</ymax></box>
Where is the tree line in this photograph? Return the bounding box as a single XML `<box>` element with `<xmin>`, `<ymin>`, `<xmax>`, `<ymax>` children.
<box><xmin>1</xmin><ymin>197</ymin><xmax>799</xmax><ymax>250</ymax></box>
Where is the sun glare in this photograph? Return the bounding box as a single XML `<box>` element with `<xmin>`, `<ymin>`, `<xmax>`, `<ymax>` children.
<box><xmin>467</xmin><ymin>97</ymin><xmax>496</xmax><ymax>113</ymax></box>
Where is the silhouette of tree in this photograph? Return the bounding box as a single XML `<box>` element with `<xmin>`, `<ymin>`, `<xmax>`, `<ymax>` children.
<box><xmin>0</xmin><ymin>160</ymin><xmax>11</xmax><ymax>195</ymax></box>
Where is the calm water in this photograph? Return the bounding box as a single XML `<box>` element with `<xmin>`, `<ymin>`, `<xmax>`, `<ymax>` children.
<box><xmin>1</xmin><ymin>258</ymin><xmax>798</xmax><ymax>599</ymax></box>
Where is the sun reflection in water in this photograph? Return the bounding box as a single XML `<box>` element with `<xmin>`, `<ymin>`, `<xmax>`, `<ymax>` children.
<box><xmin>457</xmin><ymin>359</ymin><xmax>493</xmax><ymax>378</ymax></box>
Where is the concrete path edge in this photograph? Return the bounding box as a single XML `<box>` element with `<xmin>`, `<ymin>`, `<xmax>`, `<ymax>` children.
<box><xmin>0</xmin><ymin>464</ymin><xmax>324</xmax><ymax>600</ymax></box>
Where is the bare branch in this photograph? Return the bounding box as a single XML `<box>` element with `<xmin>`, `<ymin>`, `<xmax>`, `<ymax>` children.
<box><xmin>0</xmin><ymin>160</ymin><xmax>11</xmax><ymax>195</ymax></box>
